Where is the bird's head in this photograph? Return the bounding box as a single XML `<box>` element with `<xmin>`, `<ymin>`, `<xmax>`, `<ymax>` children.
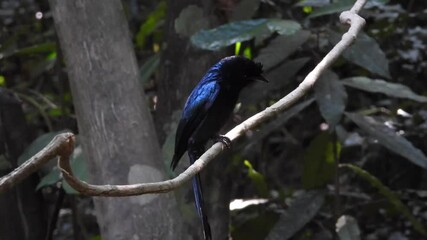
<box><xmin>218</xmin><ymin>56</ymin><xmax>268</xmax><ymax>89</ymax></box>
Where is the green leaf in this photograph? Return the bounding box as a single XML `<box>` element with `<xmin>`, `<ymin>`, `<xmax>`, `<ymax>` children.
<box><xmin>0</xmin><ymin>76</ymin><xmax>5</xmax><ymax>86</ymax></box>
<box><xmin>135</xmin><ymin>1</ymin><xmax>166</xmax><ymax>49</ymax></box>
<box><xmin>18</xmin><ymin>131</ymin><xmax>65</xmax><ymax>165</ymax></box>
<box><xmin>10</xmin><ymin>42</ymin><xmax>56</xmax><ymax>57</ymax></box>
<box><xmin>244</xmin><ymin>160</ymin><xmax>269</xmax><ymax>197</ymax></box>
<box><xmin>342</xmin><ymin>77</ymin><xmax>427</xmax><ymax>102</ymax></box>
<box><xmin>302</xmin><ymin>132</ymin><xmax>341</xmax><ymax>189</ymax></box>
<box><xmin>329</xmin><ymin>31</ymin><xmax>391</xmax><ymax>78</ymax></box>
<box><xmin>314</xmin><ymin>71</ymin><xmax>347</xmax><ymax>127</ymax></box>
<box><xmin>340</xmin><ymin>164</ymin><xmax>427</xmax><ymax>236</ymax></box>
<box><xmin>345</xmin><ymin>112</ymin><xmax>427</xmax><ymax>169</ymax></box>
<box><xmin>336</xmin><ymin>215</ymin><xmax>361</xmax><ymax>240</ymax></box>
<box><xmin>174</xmin><ymin>5</ymin><xmax>209</xmax><ymax>38</ymax></box>
<box><xmin>266</xmin><ymin>190</ymin><xmax>325</xmax><ymax>240</ymax></box>
<box><xmin>308</xmin><ymin>0</ymin><xmax>353</xmax><ymax>18</ymax></box>
<box><xmin>140</xmin><ymin>53</ymin><xmax>160</xmax><ymax>84</ymax></box>
<box><xmin>255</xmin><ymin>30</ymin><xmax>311</xmax><ymax>71</ymax></box>
<box><xmin>191</xmin><ymin>19</ymin><xmax>301</xmax><ymax>51</ymax></box>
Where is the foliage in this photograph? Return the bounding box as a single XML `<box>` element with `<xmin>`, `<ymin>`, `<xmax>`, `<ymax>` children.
<box><xmin>1</xmin><ymin>0</ymin><xmax>427</xmax><ymax>239</ymax></box>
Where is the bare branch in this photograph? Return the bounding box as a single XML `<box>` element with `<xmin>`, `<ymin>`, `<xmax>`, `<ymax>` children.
<box><xmin>0</xmin><ymin>133</ymin><xmax>74</xmax><ymax>193</ymax></box>
<box><xmin>0</xmin><ymin>0</ymin><xmax>367</xmax><ymax>197</ymax></box>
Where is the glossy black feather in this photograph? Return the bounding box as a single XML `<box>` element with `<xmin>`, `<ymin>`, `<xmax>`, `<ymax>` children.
<box><xmin>171</xmin><ymin>56</ymin><xmax>266</xmax><ymax>240</ymax></box>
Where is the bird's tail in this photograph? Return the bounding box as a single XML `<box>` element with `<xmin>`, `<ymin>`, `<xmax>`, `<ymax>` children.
<box><xmin>189</xmin><ymin>150</ymin><xmax>212</xmax><ymax>240</ymax></box>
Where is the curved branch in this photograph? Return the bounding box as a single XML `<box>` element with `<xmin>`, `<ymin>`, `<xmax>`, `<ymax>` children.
<box><xmin>0</xmin><ymin>0</ymin><xmax>367</xmax><ymax>196</ymax></box>
<box><xmin>0</xmin><ymin>133</ymin><xmax>74</xmax><ymax>193</ymax></box>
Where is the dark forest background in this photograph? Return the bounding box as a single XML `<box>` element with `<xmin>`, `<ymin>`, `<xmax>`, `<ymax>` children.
<box><xmin>0</xmin><ymin>0</ymin><xmax>426</xmax><ymax>239</ymax></box>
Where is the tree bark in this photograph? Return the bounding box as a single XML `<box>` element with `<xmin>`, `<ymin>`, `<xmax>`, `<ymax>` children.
<box><xmin>49</xmin><ymin>1</ymin><xmax>182</xmax><ymax>239</ymax></box>
<box><xmin>0</xmin><ymin>88</ymin><xmax>47</xmax><ymax>240</ymax></box>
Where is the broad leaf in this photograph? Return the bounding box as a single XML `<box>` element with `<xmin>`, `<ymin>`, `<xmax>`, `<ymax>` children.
<box><xmin>302</xmin><ymin>132</ymin><xmax>341</xmax><ymax>189</ymax></box>
<box><xmin>314</xmin><ymin>71</ymin><xmax>347</xmax><ymax>127</ymax></box>
<box><xmin>308</xmin><ymin>0</ymin><xmax>353</xmax><ymax>18</ymax></box>
<box><xmin>18</xmin><ymin>131</ymin><xmax>65</xmax><ymax>165</ymax></box>
<box><xmin>266</xmin><ymin>190</ymin><xmax>325</xmax><ymax>240</ymax></box>
<box><xmin>191</xmin><ymin>19</ymin><xmax>301</xmax><ymax>51</ymax></box>
<box><xmin>342</xmin><ymin>77</ymin><xmax>427</xmax><ymax>102</ymax></box>
<box><xmin>255</xmin><ymin>30</ymin><xmax>311</xmax><ymax>71</ymax></box>
<box><xmin>345</xmin><ymin>112</ymin><xmax>427</xmax><ymax>169</ymax></box>
<box><xmin>329</xmin><ymin>31</ymin><xmax>391</xmax><ymax>78</ymax></box>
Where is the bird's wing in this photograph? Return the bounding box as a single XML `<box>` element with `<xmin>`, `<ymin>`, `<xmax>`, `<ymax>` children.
<box><xmin>171</xmin><ymin>81</ymin><xmax>220</xmax><ymax>169</ymax></box>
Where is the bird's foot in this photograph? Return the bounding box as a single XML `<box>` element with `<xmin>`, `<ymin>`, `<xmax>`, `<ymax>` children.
<box><xmin>214</xmin><ymin>135</ymin><xmax>232</xmax><ymax>149</ymax></box>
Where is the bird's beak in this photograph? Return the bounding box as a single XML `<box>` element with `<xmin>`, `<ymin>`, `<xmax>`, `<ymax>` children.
<box><xmin>250</xmin><ymin>75</ymin><xmax>269</xmax><ymax>83</ymax></box>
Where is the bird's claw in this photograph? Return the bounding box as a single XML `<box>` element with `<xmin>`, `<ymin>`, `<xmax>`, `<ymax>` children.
<box><xmin>215</xmin><ymin>135</ymin><xmax>232</xmax><ymax>149</ymax></box>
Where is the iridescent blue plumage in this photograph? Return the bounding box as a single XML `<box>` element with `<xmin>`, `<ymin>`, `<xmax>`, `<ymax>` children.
<box><xmin>171</xmin><ymin>56</ymin><xmax>267</xmax><ymax>240</ymax></box>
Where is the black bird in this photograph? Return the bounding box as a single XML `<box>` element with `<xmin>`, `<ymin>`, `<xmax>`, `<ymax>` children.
<box><xmin>171</xmin><ymin>55</ymin><xmax>267</xmax><ymax>240</ymax></box>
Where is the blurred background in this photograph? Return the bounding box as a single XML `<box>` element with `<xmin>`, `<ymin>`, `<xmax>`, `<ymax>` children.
<box><xmin>0</xmin><ymin>0</ymin><xmax>426</xmax><ymax>239</ymax></box>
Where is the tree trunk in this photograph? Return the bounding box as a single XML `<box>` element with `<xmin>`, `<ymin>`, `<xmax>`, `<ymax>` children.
<box><xmin>0</xmin><ymin>88</ymin><xmax>47</xmax><ymax>240</ymax></box>
<box><xmin>49</xmin><ymin>1</ymin><xmax>182</xmax><ymax>239</ymax></box>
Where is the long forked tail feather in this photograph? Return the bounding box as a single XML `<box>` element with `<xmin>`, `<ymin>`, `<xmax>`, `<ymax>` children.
<box><xmin>189</xmin><ymin>149</ymin><xmax>212</xmax><ymax>240</ymax></box>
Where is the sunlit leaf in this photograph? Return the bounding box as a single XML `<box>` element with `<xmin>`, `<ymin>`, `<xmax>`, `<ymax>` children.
<box><xmin>341</xmin><ymin>164</ymin><xmax>427</xmax><ymax>236</ymax></box>
<box><xmin>266</xmin><ymin>190</ymin><xmax>325</xmax><ymax>240</ymax></box>
<box><xmin>345</xmin><ymin>112</ymin><xmax>427</xmax><ymax>169</ymax></box>
<box><xmin>342</xmin><ymin>77</ymin><xmax>427</xmax><ymax>102</ymax></box>
<box><xmin>336</xmin><ymin>215</ymin><xmax>361</xmax><ymax>240</ymax></box>
<box><xmin>329</xmin><ymin>31</ymin><xmax>391</xmax><ymax>78</ymax></box>
<box><xmin>302</xmin><ymin>132</ymin><xmax>341</xmax><ymax>189</ymax></box>
<box><xmin>191</xmin><ymin>19</ymin><xmax>301</xmax><ymax>51</ymax></box>
<box><xmin>244</xmin><ymin>160</ymin><xmax>269</xmax><ymax>197</ymax></box>
<box><xmin>255</xmin><ymin>30</ymin><xmax>311</xmax><ymax>71</ymax></box>
<box><xmin>314</xmin><ymin>71</ymin><xmax>347</xmax><ymax>127</ymax></box>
